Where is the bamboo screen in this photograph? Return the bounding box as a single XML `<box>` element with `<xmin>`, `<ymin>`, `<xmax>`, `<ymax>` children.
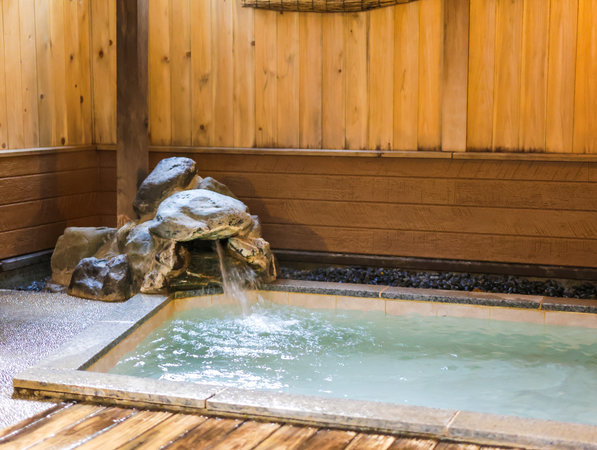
<box><xmin>241</xmin><ymin>0</ymin><xmax>414</xmax><ymax>12</ymax></box>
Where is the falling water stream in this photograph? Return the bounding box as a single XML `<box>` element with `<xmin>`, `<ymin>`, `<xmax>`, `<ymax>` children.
<box><xmin>215</xmin><ymin>240</ymin><xmax>255</xmax><ymax>315</ymax></box>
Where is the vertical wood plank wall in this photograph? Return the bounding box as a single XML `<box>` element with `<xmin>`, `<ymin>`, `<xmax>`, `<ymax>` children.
<box><xmin>118</xmin><ymin>0</ymin><xmax>597</xmax><ymax>152</ymax></box>
<box><xmin>0</xmin><ymin>0</ymin><xmax>595</xmax><ymax>152</ymax></box>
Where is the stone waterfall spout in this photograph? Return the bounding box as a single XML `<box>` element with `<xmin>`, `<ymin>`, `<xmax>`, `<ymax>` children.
<box><xmin>49</xmin><ymin>157</ymin><xmax>277</xmax><ymax>301</ymax></box>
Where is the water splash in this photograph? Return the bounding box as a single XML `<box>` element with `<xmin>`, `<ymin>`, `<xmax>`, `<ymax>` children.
<box><xmin>215</xmin><ymin>240</ymin><xmax>259</xmax><ymax>315</ymax></box>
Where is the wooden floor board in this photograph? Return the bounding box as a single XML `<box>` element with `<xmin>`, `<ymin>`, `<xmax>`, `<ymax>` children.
<box><xmin>253</xmin><ymin>424</ymin><xmax>318</xmax><ymax>450</ymax></box>
<box><xmin>207</xmin><ymin>420</ymin><xmax>281</xmax><ymax>450</ymax></box>
<box><xmin>0</xmin><ymin>404</ymin><xmax>66</xmax><ymax>440</ymax></box>
<box><xmin>75</xmin><ymin>410</ymin><xmax>173</xmax><ymax>449</ymax></box>
<box><xmin>345</xmin><ymin>433</ymin><xmax>397</xmax><ymax>449</ymax></box>
<box><xmin>388</xmin><ymin>437</ymin><xmax>438</xmax><ymax>450</ymax></box>
<box><xmin>0</xmin><ymin>404</ymin><xmax>522</xmax><ymax>450</ymax></box>
<box><xmin>0</xmin><ymin>404</ymin><xmax>103</xmax><ymax>448</ymax></box>
<box><xmin>117</xmin><ymin>414</ymin><xmax>207</xmax><ymax>450</ymax></box>
<box><xmin>26</xmin><ymin>407</ymin><xmax>135</xmax><ymax>449</ymax></box>
<box><xmin>165</xmin><ymin>417</ymin><xmax>242</xmax><ymax>449</ymax></box>
<box><xmin>298</xmin><ymin>429</ymin><xmax>357</xmax><ymax>450</ymax></box>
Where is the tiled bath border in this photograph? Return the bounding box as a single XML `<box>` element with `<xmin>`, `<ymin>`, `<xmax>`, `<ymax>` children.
<box><xmin>13</xmin><ymin>281</ymin><xmax>597</xmax><ymax>449</ymax></box>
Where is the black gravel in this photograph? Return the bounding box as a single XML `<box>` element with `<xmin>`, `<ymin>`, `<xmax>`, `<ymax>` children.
<box><xmin>11</xmin><ymin>266</ymin><xmax>597</xmax><ymax>300</ymax></box>
<box><xmin>279</xmin><ymin>265</ymin><xmax>597</xmax><ymax>299</ymax></box>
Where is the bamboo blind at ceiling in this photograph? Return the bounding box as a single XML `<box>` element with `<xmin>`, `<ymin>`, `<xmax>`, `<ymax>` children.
<box><xmin>241</xmin><ymin>0</ymin><xmax>414</xmax><ymax>12</ymax></box>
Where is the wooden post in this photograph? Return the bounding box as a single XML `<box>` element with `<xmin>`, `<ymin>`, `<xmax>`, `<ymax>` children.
<box><xmin>116</xmin><ymin>0</ymin><xmax>148</xmax><ymax>225</ymax></box>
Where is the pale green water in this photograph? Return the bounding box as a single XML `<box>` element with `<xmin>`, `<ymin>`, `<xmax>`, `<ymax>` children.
<box><xmin>110</xmin><ymin>301</ymin><xmax>597</xmax><ymax>425</ymax></box>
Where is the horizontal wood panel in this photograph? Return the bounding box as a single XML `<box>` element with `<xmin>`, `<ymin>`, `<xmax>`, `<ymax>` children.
<box><xmin>263</xmin><ymin>224</ymin><xmax>597</xmax><ymax>268</ymax></box>
<box><xmin>0</xmin><ymin>149</ymin><xmax>97</xmax><ymax>177</ymax></box>
<box><xmin>0</xmin><ymin>168</ymin><xmax>99</xmax><ymax>206</ymax></box>
<box><xmin>243</xmin><ymin>198</ymin><xmax>597</xmax><ymax>240</ymax></box>
<box><xmin>0</xmin><ymin>216</ymin><xmax>104</xmax><ymax>259</ymax></box>
<box><xmin>103</xmin><ymin>163</ymin><xmax>597</xmax><ymax>211</ymax></box>
<box><xmin>0</xmin><ymin>193</ymin><xmax>100</xmax><ymax>233</ymax></box>
<box><xmin>203</xmin><ymin>172</ymin><xmax>597</xmax><ymax>212</ymax></box>
<box><xmin>97</xmin><ymin>150</ymin><xmax>597</xmax><ymax>268</ymax></box>
<box><xmin>152</xmin><ymin>153</ymin><xmax>589</xmax><ymax>182</ymax></box>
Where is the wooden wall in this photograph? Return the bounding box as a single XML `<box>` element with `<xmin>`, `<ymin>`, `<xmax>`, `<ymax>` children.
<box><xmin>137</xmin><ymin>0</ymin><xmax>595</xmax><ymax>152</ymax></box>
<box><xmin>2</xmin><ymin>0</ymin><xmax>597</xmax><ymax>270</ymax></box>
<box><xmin>0</xmin><ymin>148</ymin><xmax>104</xmax><ymax>260</ymax></box>
<box><xmin>97</xmin><ymin>149</ymin><xmax>597</xmax><ymax>269</ymax></box>
<box><xmin>1</xmin><ymin>0</ymin><xmax>596</xmax><ymax>152</ymax></box>
<box><xmin>0</xmin><ymin>0</ymin><xmax>94</xmax><ymax>150</ymax></box>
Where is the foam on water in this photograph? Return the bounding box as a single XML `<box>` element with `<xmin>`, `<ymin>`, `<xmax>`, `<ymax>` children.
<box><xmin>110</xmin><ymin>301</ymin><xmax>597</xmax><ymax>425</ymax></box>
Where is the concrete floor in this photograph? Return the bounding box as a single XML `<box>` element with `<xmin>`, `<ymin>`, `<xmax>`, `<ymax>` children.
<box><xmin>0</xmin><ymin>289</ymin><xmax>122</xmax><ymax>429</ymax></box>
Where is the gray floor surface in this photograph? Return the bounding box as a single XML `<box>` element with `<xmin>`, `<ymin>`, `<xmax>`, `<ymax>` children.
<box><xmin>0</xmin><ymin>290</ymin><xmax>122</xmax><ymax>429</ymax></box>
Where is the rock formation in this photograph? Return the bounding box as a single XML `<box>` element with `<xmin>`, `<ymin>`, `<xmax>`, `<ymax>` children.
<box><xmin>49</xmin><ymin>157</ymin><xmax>277</xmax><ymax>301</ymax></box>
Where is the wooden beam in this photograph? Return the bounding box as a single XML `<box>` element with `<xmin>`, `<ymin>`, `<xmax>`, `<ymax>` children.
<box><xmin>117</xmin><ymin>0</ymin><xmax>148</xmax><ymax>224</ymax></box>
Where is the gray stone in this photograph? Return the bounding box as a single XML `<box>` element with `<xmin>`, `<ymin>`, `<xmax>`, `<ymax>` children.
<box><xmin>133</xmin><ymin>157</ymin><xmax>198</xmax><ymax>220</ymax></box>
<box><xmin>228</xmin><ymin>236</ymin><xmax>276</xmax><ymax>281</ymax></box>
<box><xmin>121</xmin><ymin>222</ymin><xmax>190</xmax><ymax>294</ymax></box>
<box><xmin>198</xmin><ymin>177</ymin><xmax>238</xmax><ymax>200</ymax></box>
<box><xmin>68</xmin><ymin>255</ymin><xmax>133</xmax><ymax>302</ymax></box>
<box><xmin>51</xmin><ymin>227</ymin><xmax>117</xmax><ymax>286</ymax></box>
<box><xmin>150</xmin><ymin>189</ymin><xmax>253</xmax><ymax>241</ymax></box>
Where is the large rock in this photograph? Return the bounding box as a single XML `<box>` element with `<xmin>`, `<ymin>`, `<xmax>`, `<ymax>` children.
<box><xmin>227</xmin><ymin>236</ymin><xmax>277</xmax><ymax>282</ymax></box>
<box><xmin>133</xmin><ymin>157</ymin><xmax>198</xmax><ymax>220</ymax></box>
<box><xmin>122</xmin><ymin>222</ymin><xmax>190</xmax><ymax>293</ymax></box>
<box><xmin>51</xmin><ymin>227</ymin><xmax>116</xmax><ymax>286</ymax></box>
<box><xmin>149</xmin><ymin>189</ymin><xmax>253</xmax><ymax>241</ymax></box>
<box><xmin>198</xmin><ymin>177</ymin><xmax>238</xmax><ymax>200</ymax></box>
<box><xmin>68</xmin><ymin>255</ymin><xmax>132</xmax><ymax>302</ymax></box>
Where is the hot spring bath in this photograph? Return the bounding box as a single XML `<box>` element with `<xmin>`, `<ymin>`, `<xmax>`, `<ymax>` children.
<box><xmin>13</xmin><ymin>280</ymin><xmax>597</xmax><ymax>448</ymax></box>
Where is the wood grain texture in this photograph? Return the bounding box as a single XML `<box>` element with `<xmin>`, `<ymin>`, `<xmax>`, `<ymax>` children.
<box><xmin>91</xmin><ymin>0</ymin><xmax>117</xmax><ymax>144</ymax></box>
<box><xmin>519</xmin><ymin>0</ymin><xmax>549</xmax><ymax>152</ymax></box>
<box><xmin>492</xmin><ymin>0</ymin><xmax>523</xmax><ymax>151</ymax></box>
<box><xmin>3</xmin><ymin>0</ymin><xmax>26</xmax><ymax>149</ymax></box>
<box><xmin>170</xmin><ymin>0</ymin><xmax>192</xmax><ymax>146</ymax></box>
<box><xmin>208</xmin><ymin>420</ymin><xmax>280</xmax><ymax>450</ymax></box>
<box><xmin>0</xmin><ymin>404</ymin><xmax>102</xmax><ymax>448</ymax></box>
<box><xmin>300</xmin><ymin>429</ymin><xmax>357</xmax><ymax>450</ymax></box>
<box><xmin>573</xmin><ymin>0</ymin><xmax>597</xmax><ymax>153</ymax></box>
<box><xmin>466</xmin><ymin>0</ymin><xmax>496</xmax><ymax>151</ymax></box>
<box><xmin>393</xmin><ymin>1</ymin><xmax>419</xmax><ymax>151</ymax></box>
<box><xmin>344</xmin><ymin>12</ymin><xmax>368</xmax><ymax>150</ymax></box>
<box><xmin>27</xmin><ymin>407</ymin><xmax>134</xmax><ymax>449</ymax></box>
<box><xmin>299</xmin><ymin>12</ymin><xmax>323</xmax><ymax>149</ymax></box>
<box><xmin>116</xmin><ymin>0</ymin><xmax>149</xmax><ymax>220</ymax></box>
<box><xmin>263</xmin><ymin>223</ymin><xmax>597</xmax><ymax>267</ymax></box>
<box><xmin>0</xmin><ymin>4</ymin><xmax>7</xmax><ymax>150</ymax></box>
<box><xmin>322</xmin><ymin>13</ymin><xmax>345</xmax><ymax>149</ymax></box>
<box><xmin>233</xmin><ymin>1</ymin><xmax>255</xmax><ymax>147</ymax></box>
<box><xmin>546</xmin><ymin>0</ymin><xmax>578</xmax><ymax>153</ymax></box>
<box><xmin>190</xmin><ymin>0</ymin><xmax>213</xmax><ymax>146</ymax></box>
<box><xmin>368</xmin><ymin>7</ymin><xmax>394</xmax><ymax>151</ymax></box>
<box><xmin>148</xmin><ymin>0</ymin><xmax>171</xmax><ymax>145</ymax></box>
<box><xmin>254</xmin><ymin>424</ymin><xmax>318</xmax><ymax>449</ymax></box>
<box><xmin>213</xmin><ymin>0</ymin><xmax>234</xmax><ymax>147</ymax></box>
<box><xmin>442</xmin><ymin>0</ymin><xmax>469</xmax><ymax>152</ymax></box>
<box><xmin>277</xmin><ymin>11</ymin><xmax>300</xmax><ymax>148</ymax></box>
<box><xmin>345</xmin><ymin>433</ymin><xmax>396</xmax><ymax>449</ymax></box>
<box><xmin>418</xmin><ymin>0</ymin><xmax>443</xmax><ymax>150</ymax></box>
<box><xmin>166</xmin><ymin>418</ymin><xmax>241</xmax><ymax>449</ymax></box>
<box><xmin>255</xmin><ymin>10</ymin><xmax>277</xmax><ymax>147</ymax></box>
<box><xmin>167</xmin><ymin>152</ymin><xmax>589</xmax><ymax>182</ymax></box>
<box><xmin>77</xmin><ymin>410</ymin><xmax>173</xmax><ymax>449</ymax></box>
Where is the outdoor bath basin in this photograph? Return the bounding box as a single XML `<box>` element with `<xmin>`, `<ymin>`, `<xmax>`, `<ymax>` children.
<box><xmin>13</xmin><ymin>280</ymin><xmax>597</xmax><ymax>449</ymax></box>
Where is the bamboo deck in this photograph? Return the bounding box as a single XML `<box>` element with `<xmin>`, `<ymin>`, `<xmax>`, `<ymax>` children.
<box><xmin>0</xmin><ymin>403</ymin><xmax>515</xmax><ymax>449</ymax></box>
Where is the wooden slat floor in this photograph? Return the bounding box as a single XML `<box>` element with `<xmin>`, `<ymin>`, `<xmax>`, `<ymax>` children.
<box><xmin>0</xmin><ymin>403</ymin><xmax>519</xmax><ymax>450</ymax></box>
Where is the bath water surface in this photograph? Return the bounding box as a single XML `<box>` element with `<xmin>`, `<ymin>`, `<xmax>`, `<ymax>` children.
<box><xmin>110</xmin><ymin>301</ymin><xmax>597</xmax><ymax>425</ymax></box>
